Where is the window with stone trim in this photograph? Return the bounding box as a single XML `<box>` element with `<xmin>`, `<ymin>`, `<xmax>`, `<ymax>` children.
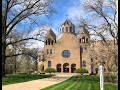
<box><xmin>47</xmin><ymin>49</ymin><xmax>49</xmax><ymax>54</ymax></box>
<box><xmin>82</xmin><ymin>60</ymin><xmax>86</xmax><ymax>68</ymax></box>
<box><xmin>62</xmin><ymin>50</ymin><xmax>70</xmax><ymax>58</ymax></box>
<box><xmin>70</xmin><ymin>27</ymin><xmax>72</xmax><ymax>32</ymax></box>
<box><xmin>62</xmin><ymin>27</ymin><xmax>64</xmax><ymax>33</ymax></box>
<box><xmin>66</xmin><ymin>27</ymin><xmax>68</xmax><ymax>32</ymax></box>
<box><xmin>79</xmin><ymin>39</ymin><xmax>81</xmax><ymax>43</ymax></box>
<box><xmin>48</xmin><ymin>61</ymin><xmax>51</xmax><ymax>67</ymax></box>
<box><xmin>50</xmin><ymin>49</ymin><xmax>52</xmax><ymax>54</ymax></box>
<box><xmin>80</xmin><ymin>48</ymin><xmax>83</xmax><ymax>53</ymax></box>
<box><xmin>86</xmin><ymin>38</ymin><xmax>88</xmax><ymax>43</ymax></box>
<box><xmin>39</xmin><ymin>55</ymin><xmax>41</xmax><ymax>62</ymax></box>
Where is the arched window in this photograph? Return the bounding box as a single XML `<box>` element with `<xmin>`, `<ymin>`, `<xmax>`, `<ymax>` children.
<box><xmin>79</xmin><ymin>39</ymin><xmax>81</xmax><ymax>43</ymax></box>
<box><xmin>48</xmin><ymin>38</ymin><xmax>50</xmax><ymax>45</ymax></box>
<box><xmin>48</xmin><ymin>38</ymin><xmax>51</xmax><ymax>45</ymax></box>
<box><xmin>70</xmin><ymin>27</ymin><xmax>72</xmax><ymax>32</ymax></box>
<box><xmin>45</xmin><ymin>40</ymin><xmax>47</xmax><ymax>45</ymax></box>
<box><xmin>48</xmin><ymin>61</ymin><xmax>51</xmax><ymax>67</ymax></box>
<box><xmin>39</xmin><ymin>55</ymin><xmax>41</xmax><ymax>62</ymax></box>
<box><xmin>86</xmin><ymin>38</ymin><xmax>88</xmax><ymax>43</ymax></box>
<box><xmin>42</xmin><ymin>55</ymin><xmax>44</xmax><ymax>61</ymax></box>
<box><xmin>66</xmin><ymin>27</ymin><xmax>68</xmax><ymax>32</ymax></box>
<box><xmin>50</xmin><ymin>49</ymin><xmax>52</xmax><ymax>54</ymax></box>
<box><xmin>82</xmin><ymin>60</ymin><xmax>86</xmax><ymax>68</ymax></box>
<box><xmin>51</xmin><ymin>40</ymin><xmax>53</xmax><ymax>45</ymax></box>
<box><xmin>82</xmin><ymin>37</ymin><xmax>85</xmax><ymax>43</ymax></box>
<box><xmin>62</xmin><ymin>27</ymin><xmax>64</xmax><ymax>33</ymax></box>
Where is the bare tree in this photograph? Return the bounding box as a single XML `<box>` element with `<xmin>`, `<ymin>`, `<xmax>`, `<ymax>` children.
<box><xmin>77</xmin><ymin>0</ymin><xmax>117</xmax><ymax>44</ymax></box>
<box><xmin>77</xmin><ymin>0</ymin><xmax>118</xmax><ymax>61</ymax></box>
<box><xmin>2</xmin><ymin>0</ymin><xmax>55</xmax><ymax>77</ymax></box>
<box><xmin>77</xmin><ymin>0</ymin><xmax>118</xmax><ymax>81</ymax></box>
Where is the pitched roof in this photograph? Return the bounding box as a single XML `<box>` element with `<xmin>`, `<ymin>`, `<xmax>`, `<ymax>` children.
<box><xmin>57</xmin><ymin>33</ymin><xmax>79</xmax><ymax>43</ymax></box>
<box><xmin>61</xmin><ymin>19</ymin><xmax>74</xmax><ymax>26</ymax></box>
<box><xmin>47</xmin><ymin>28</ymin><xmax>56</xmax><ymax>40</ymax></box>
<box><xmin>79</xmin><ymin>26</ymin><xmax>89</xmax><ymax>36</ymax></box>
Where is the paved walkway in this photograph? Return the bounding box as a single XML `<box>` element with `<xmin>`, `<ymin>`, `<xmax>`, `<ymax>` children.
<box><xmin>2</xmin><ymin>74</ymin><xmax>74</xmax><ymax>90</ymax></box>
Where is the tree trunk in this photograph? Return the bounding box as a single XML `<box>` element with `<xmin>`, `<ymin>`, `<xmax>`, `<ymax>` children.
<box><xmin>14</xmin><ymin>56</ymin><xmax>17</xmax><ymax>74</ymax></box>
<box><xmin>2</xmin><ymin>43</ymin><xmax>6</xmax><ymax>78</ymax></box>
<box><xmin>2</xmin><ymin>15</ymin><xmax>7</xmax><ymax>77</ymax></box>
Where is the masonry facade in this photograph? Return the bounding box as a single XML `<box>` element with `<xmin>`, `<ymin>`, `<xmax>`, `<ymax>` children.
<box><xmin>38</xmin><ymin>19</ymin><xmax>96</xmax><ymax>74</ymax></box>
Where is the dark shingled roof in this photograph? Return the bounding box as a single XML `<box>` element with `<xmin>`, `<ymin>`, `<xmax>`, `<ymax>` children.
<box><xmin>47</xmin><ymin>28</ymin><xmax>56</xmax><ymax>40</ymax></box>
<box><xmin>61</xmin><ymin>19</ymin><xmax>74</xmax><ymax>26</ymax></box>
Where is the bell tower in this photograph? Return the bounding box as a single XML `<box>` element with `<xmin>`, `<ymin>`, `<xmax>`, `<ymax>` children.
<box><xmin>77</xmin><ymin>26</ymin><xmax>90</xmax><ymax>44</ymax></box>
<box><xmin>45</xmin><ymin>28</ymin><xmax>56</xmax><ymax>46</ymax></box>
<box><xmin>60</xmin><ymin>19</ymin><xmax>75</xmax><ymax>35</ymax></box>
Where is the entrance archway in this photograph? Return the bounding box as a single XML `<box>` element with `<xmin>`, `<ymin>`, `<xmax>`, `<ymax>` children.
<box><xmin>56</xmin><ymin>64</ymin><xmax>61</xmax><ymax>72</ymax></box>
<box><xmin>63</xmin><ymin>63</ymin><xmax>69</xmax><ymax>73</ymax></box>
<box><xmin>71</xmin><ymin>64</ymin><xmax>76</xmax><ymax>73</ymax></box>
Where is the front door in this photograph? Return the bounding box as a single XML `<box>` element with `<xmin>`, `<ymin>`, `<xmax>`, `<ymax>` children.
<box><xmin>63</xmin><ymin>68</ymin><xmax>69</xmax><ymax>73</ymax></box>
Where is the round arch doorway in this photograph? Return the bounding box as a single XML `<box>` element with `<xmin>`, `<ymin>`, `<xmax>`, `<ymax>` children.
<box><xmin>63</xmin><ymin>63</ymin><xmax>69</xmax><ymax>73</ymax></box>
<box><xmin>56</xmin><ymin>64</ymin><xmax>61</xmax><ymax>72</ymax></box>
<box><xmin>71</xmin><ymin>64</ymin><xmax>76</xmax><ymax>73</ymax></box>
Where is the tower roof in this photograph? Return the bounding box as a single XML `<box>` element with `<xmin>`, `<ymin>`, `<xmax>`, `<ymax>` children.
<box><xmin>79</xmin><ymin>26</ymin><xmax>89</xmax><ymax>35</ymax></box>
<box><xmin>61</xmin><ymin>19</ymin><xmax>74</xmax><ymax>26</ymax></box>
<box><xmin>47</xmin><ymin>28</ymin><xmax>56</xmax><ymax>40</ymax></box>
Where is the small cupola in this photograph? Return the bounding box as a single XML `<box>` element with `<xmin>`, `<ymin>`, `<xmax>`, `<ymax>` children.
<box><xmin>60</xmin><ymin>19</ymin><xmax>75</xmax><ymax>34</ymax></box>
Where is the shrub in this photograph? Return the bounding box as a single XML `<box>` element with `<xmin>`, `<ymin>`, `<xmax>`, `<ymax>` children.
<box><xmin>104</xmin><ymin>74</ymin><xmax>117</xmax><ymax>83</ymax></box>
<box><xmin>75</xmin><ymin>68</ymin><xmax>88</xmax><ymax>75</ymax></box>
<box><xmin>44</xmin><ymin>68</ymin><xmax>56</xmax><ymax>75</ymax></box>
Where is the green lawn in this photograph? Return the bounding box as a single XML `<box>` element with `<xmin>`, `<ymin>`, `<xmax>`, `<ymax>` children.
<box><xmin>41</xmin><ymin>75</ymin><xmax>118</xmax><ymax>90</ymax></box>
<box><xmin>2</xmin><ymin>74</ymin><xmax>53</xmax><ymax>86</ymax></box>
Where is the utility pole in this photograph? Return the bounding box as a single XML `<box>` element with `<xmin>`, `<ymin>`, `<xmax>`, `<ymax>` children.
<box><xmin>100</xmin><ymin>64</ymin><xmax>104</xmax><ymax>90</ymax></box>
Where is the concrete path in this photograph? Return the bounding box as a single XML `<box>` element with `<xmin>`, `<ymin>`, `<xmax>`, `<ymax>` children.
<box><xmin>2</xmin><ymin>74</ymin><xmax>73</xmax><ymax>90</ymax></box>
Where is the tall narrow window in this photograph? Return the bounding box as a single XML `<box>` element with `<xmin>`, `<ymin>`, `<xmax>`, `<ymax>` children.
<box><xmin>39</xmin><ymin>55</ymin><xmax>41</xmax><ymax>62</ymax></box>
<box><xmin>86</xmin><ymin>38</ymin><xmax>88</xmax><ymax>43</ymax></box>
<box><xmin>81</xmin><ymin>48</ymin><xmax>83</xmax><ymax>53</ymax></box>
<box><xmin>79</xmin><ymin>39</ymin><xmax>81</xmax><ymax>43</ymax></box>
<box><xmin>46</xmin><ymin>40</ymin><xmax>47</xmax><ymax>45</ymax></box>
<box><xmin>47</xmin><ymin>49</ymin><xmax>49</xmax><ymax>54</ymax></box>
<box><xmin>42</xmin><ymin>55</ymin><xmax>44</xmax><ymax>61</ymax></box>
<box><xmin>70</xmin><ymin>27</ymin><xmax>72</xmax><ymax>32</ymax></box>
<box><xmin>66</xmin><ymin>27</ymin><xmax>68</xmax><ymax>32</ymax></box>
<box><xmin>48</xmin><ymin>38</ymin><xmax>51</xmax><ymax>45</ymax></box>
<box><xmin>48</xmin><ymin>61</ymin><xmax>51</xmax><ymax>67</ymax></box>
<box><xmin>82</xmin><ymin>37</ymin><xmax>85</xmax><ymax>43</ymax></box>
<box><xmin>82</xmin><ymin>60</ymin><xmax>86</xmax><ymax>68</ymax></box>
<box><xmin>50</xmin><ymin>49</ymin><xmax>52</xmax><ymax>54</ymax></box>
<box><xmin>62</xmin><ymin>27</ymin><xmax>64</xmax><ymax>33</ymax></box>
<box><xmin>51</xmin><ymin>40</ymin><xmax>53</xmax><ymax>45</ymax></box>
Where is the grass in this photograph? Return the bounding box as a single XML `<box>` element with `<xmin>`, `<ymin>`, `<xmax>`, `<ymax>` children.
<box><xmin>41</xmin><ymin>75</ymin><xmax>118</xmax><ymax>90</ymax></box>
<box><xmin>2</xmin><ymin>74</ymin><xmax>53</xmax><ymax>86</ymax></box>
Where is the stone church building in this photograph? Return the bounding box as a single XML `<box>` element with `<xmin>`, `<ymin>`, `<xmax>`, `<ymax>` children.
<box><xmin>38</xmin><ymin>19</ymin><xmax>97</xmax><ymax>74</ymax></box>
